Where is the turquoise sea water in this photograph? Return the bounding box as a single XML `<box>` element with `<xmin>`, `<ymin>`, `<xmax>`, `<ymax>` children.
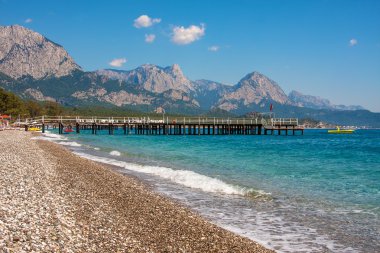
<box><xmin>41</xmin><ymin>129</ymin><xmax>380</xmax><ymax>252</ymax></box>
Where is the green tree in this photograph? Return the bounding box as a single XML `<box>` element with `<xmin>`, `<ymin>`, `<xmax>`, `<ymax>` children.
<box><xmin>0</xmin><ymin>88</ymin><xmax>27</xmax><ymax>116</ymax></box>
<box><xmin>43</xmin><ymin>101</ymin><xmax>63</xmax><ymax>116</ymax></box>
<box><xmin>25</xmin><ymin>100</ymin><xmax>44</xmax><ymax>117</ymax></box>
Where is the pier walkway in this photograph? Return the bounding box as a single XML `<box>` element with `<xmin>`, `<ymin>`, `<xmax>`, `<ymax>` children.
<box><xmin>24</xmin><ymin>116</ymin><xmax>304</xmax><ymax>136</ymax></box>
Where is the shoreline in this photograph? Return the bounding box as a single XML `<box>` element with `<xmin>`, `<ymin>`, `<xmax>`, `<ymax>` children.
<box><xmin>0</xmin><ymin>131</ymin><xmax>273</xmax><ymax>252</ymax></box>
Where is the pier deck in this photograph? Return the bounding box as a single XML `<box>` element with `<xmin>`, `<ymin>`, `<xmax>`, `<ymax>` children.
<box><xmin>24</xmin><ymin>116</ymin><xmax>304</xmax><ymax>136</ymax></box>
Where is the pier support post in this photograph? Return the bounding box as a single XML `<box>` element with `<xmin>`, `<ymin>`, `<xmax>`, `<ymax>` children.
<box><xmin>58</xmin><ymin>123</ymin><xmax>63</xmax><ymax>134</ymax></box>
<box><xmin>109</xmin><ymin>123</ymin><xmax>114</xmax><ymax>135</ymax></box>
<box><xmin>76</xmin><ymin>123</ymin><xmax>80</xmax><ymax>134</ymax></box>
<box><xmin>42</xmin><ymin>124</ymin><xmax>45</xmax><ymax>133</ymax></box>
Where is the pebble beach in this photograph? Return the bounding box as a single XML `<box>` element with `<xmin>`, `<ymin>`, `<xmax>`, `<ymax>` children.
<box><xmin>0</xmin><ymin>130</ymin><xmax>273</xmax><ymax>252</ymax></box>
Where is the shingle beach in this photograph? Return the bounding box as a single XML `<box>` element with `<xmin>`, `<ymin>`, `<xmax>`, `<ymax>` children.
<box><xmin>0</xmin><ymin>131</ymin><xmax>273</xmax><ymax>252</ymax></box>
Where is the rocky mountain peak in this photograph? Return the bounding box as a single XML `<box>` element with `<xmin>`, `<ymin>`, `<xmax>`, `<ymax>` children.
<box><xmin>163</xmin><ymin>64</ymin><xmax>185</xmax><ymax>78</ymax></box>
<box><xmin>239</xmin><ymin>71</ymin><xmax>274</xmax><ymax>87</ymax></box>
<box><xmin>139</xmin><ymin>64</ymin><xmax>158</xmax><ymax>70</ymax></box>
<box><xmin>0</xmin><ymin>25</ymin><xmax>81</xmax><ymax>79</ymax></box>
<box><xmin>227</xmin><ymin>71</ymin><xmax>289</xmax><ymax>104</ymax></box>
<box><xmin>96</xmin><ymin>63</ymin><xmax>195</xmax><ymax>94</ymax></box>
<box><xmin>215</xmin><ymin>71</ymin><xmax>289</xmax><ymax>111</ymax></box>
<box><xmin>170</xmin><ymin>63</ymin><xmax>182</xmax><ymax>73</ymax></box>
<box><xmin>288</xmin><ymin>90</ymin><xmax>303</xmax><ymax>98</ymax></box>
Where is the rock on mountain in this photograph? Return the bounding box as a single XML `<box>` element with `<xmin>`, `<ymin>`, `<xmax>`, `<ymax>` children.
<box><xmin>94</xmin><ymin>64</ymin><xmax>200</xmax><ymax>108</ymax></box>
<box><xmin>289</xmin><ymin>90</ymin><xmax>365</xmax><ymax>111</ymax></box>
<box><xmin>96</xmin><ymin>64</ymin><xmax>194</xmax><ymax>94</ymax></box>
<box><xmin>192</xmin><ymin>79</ymin><xmax>233</xmax><ymax>109</ymax></box>
<box><xmin>289</xmin><ymin>90</ymin><xmax>332</xmax><ymax>109</ymax></box>
<box><xmin>0</xmin><ymin>25</ymin><xmax>81</xmax><ymax>79</ymax></box>
<box><xmin>216</xmin><ymin>71</ymin><xmax>289</xmax><ymax>112</ymax></box>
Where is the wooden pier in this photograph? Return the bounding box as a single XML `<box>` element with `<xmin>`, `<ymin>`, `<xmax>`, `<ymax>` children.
<box><xmin>24</xmin><ymin>116</ymin><xmax>304</xmax><ymax>136</ymax></box>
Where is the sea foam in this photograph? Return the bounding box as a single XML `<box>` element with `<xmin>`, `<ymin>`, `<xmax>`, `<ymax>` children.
<box><xmin>57</xmin><ymin>141</ymin><xmax>82</xmax><ymax>147</ymax></box>
<box><xmin>32</xmin><ymin>132</ymin><xmax>68</xmax><ymax>141</ymax></box>
<box><xmin>109</xmin><ymin>150</ymin><xmax>121</xmax><ymax>156</ymax></box>
<box><xmin>32</xmin><ymin>132</ymin><xmax>83</xmax><ymax>148</ymax></box>
<box><xmin>73</xmin><ymin>152</ymin><xmax>256</xmax><ymax>196</ymax></box>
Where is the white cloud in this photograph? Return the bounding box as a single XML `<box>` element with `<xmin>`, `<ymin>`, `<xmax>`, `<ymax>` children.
<box><xmin>109</xmin><ymin>58</ymin><xmax>127</xmax><ymax>67</ymax></box>
<box><xmin>208</xmin><ymin>45</ymin><xmax>220</xmax><ymax>52</ymax></box>
<box><xmin>134</xmin><ymin>15</ymin><xmax>161</xmax><ymax>28</ymax></box>
<box><xmin>145</xmin><ymin>34</ymin><xmax>156</xmax><ymax>43</ymax></box>
<box><xmin>349</xmin><ymin>38</ymin><xmax>358</xmax><ymax>46</ymax></box>
<box><xmin>171</xmin><ymin>24</ymin><xmax>205</xmax><ymax>45</ymax></box>
<box><xmin>25</xmin><ymin>18</ymin><xmax>33</xmax><ymax>23</ymax></box>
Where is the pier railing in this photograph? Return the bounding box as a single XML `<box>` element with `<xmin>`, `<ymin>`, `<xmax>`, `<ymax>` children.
<box><xmin>25</xmin><ymin>115</ymin><xmax>280</xmax><ymax>125</ymax></box>
<box><xmin>270</xmin><ymin>118</ymin><xmax>298</xmax><ymax>126</ymax></box>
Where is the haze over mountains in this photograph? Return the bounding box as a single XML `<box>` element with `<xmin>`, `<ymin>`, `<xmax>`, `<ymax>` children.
<box><xmin>0</xmin><ymin>25</ymin><xmax>379</xmax><ymax>126</ymax></box>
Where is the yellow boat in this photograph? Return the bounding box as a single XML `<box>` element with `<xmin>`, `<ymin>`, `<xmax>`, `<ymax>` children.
<box><xmin>328</xmin><ymin>127</ymin><xmax>354</xmax><ymax>134</ymax></box>
<box><xmin>28</xmin><ymin>127</ymin><xmax>41</xmax><ymax>132</ymax></box>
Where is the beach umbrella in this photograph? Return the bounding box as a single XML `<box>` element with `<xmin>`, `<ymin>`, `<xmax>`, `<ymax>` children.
<box><xmin>0</xmin><ymin>114</ymin><xmax>11</xmax><ymax>119</ymax></box>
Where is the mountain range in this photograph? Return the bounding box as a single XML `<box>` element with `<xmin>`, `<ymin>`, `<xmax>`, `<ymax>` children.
<box><xmin>0</xmin><ymin>25</ymin><xmax>379</xmax><ymax>127</ymax></box>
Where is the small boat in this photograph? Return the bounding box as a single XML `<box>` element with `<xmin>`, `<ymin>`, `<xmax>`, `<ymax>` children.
<box><xmin>64</xmin><ymin>128</ymin><xmax>74</xmax><ymax>133</ymax></box>
<box><xmin>28</xmin><ymin>127</ymin><xmax>41</xmax><ymax>132</ymax></box>
<box><xmin>328</xmin><ymin>127</ymin><xmax>355</xmax><ymax>134</ymax></box>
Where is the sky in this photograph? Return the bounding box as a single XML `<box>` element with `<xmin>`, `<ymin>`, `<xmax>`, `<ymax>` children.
<box><xmin>1</xmin><ymin>0</ymin><xmax>380</xmax><ymax>111</ymax></box>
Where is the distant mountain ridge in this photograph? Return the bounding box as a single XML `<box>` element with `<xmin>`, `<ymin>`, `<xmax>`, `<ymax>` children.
<box><xmin>0</xmin><ymin>24</ymin><xmax>378</xmax><ymax>127</ymax></box>
<box><xmin>288</xmin><ymin>90</ymin><xmax>364</xmax><ymax>111</ymax></box>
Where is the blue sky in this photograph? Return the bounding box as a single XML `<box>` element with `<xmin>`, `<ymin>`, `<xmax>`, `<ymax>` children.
<box><xmin>1</xmin><ymin>0</ymin><xmax>380</xmax><ymax>111</ymax></box>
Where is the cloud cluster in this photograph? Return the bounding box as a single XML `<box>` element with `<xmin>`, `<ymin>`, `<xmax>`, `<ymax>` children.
<box><xmin>117</xmin><ymin>16</ymin><xmax>209</xmax><ymax>66</ymax></box>
<box><xmin>134</xmin><ymin>15</ymin><xmax>161</xmax><ymax>28</ymax></box>
<box><xmin>145</xmin><ymin>34</ymin><xmax>156</xmax><ymax>43</ymax></box>
<box><xmin>109</xmin><ymin>58</ymin><xmax>127</xmax><ymax>67</ymax></box>
<box><xmin>208</xmin><ymin>45</ymin><xmax>219</xmax><ymax>52</ymax></box>
<box><xmin>25</xmin><ymin>18</ymin><xmax>33</xmax><ymax>23</ymax></box>
<box><xmin>171</xmin><ymin>24</ymin><xmax>205</xmax><ymax>45</ymax></box>
<box><xmin>349</xmin><ymin>38</ymin><xmax>358</xmax><ymax>47</ymax></box>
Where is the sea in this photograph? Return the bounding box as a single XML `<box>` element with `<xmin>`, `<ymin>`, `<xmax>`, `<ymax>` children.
<box><xmin>36</xmin><ymin>129</ymin><xmax>380</xmax><ymax>253</ymax></box>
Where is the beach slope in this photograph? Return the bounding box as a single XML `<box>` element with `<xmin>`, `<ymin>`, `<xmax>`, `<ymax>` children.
<box><xmin>0</xmin><ymin>131</ymin><xmax>272</xmax><ymax>252</ymax></box>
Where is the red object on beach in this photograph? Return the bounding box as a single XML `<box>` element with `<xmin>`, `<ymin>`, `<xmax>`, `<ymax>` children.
<box><xmin>270</xmin><ymin>104</ymin><xmax>273</xmax><ymax>111</ymax></box>
<box><xmin>64</xmin><ymin>128</ymin><xmax>74</xmax><ymax>133</ymax></box>
<box><xmin>0</xmin><ymin>114</ymin><xmax>11</xmax><ymax>119</ymax></box>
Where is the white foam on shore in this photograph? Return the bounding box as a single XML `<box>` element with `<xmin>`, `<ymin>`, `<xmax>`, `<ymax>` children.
<box><xmin>32</xmin><ymin>132</ymin><xmax>83</xmax><ymax>148</ymax></box>
<box><xmin>32</xmin><ymin>132</ymin><xmax>68</xmax><ymax>141</ymax></box>
<box><xmin>109</xmin><ymin>150</ymin><xmax>121</xmax><ymax>156</ymax></box>
<box><xmin>73</xmin><ymin>152</ymin><xmax>257</xmax><ymax>196</ymax></box>
<box><xmin>58</xmin><ymin>141</ymin><xmax>82</xmax><ymax>147</ymax></box>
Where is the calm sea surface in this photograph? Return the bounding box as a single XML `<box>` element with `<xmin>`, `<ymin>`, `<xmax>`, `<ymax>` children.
<box><xmin>41</xmin><ymin>129</ymin><xmax>380</xmax><ymax>252</ymax></box>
